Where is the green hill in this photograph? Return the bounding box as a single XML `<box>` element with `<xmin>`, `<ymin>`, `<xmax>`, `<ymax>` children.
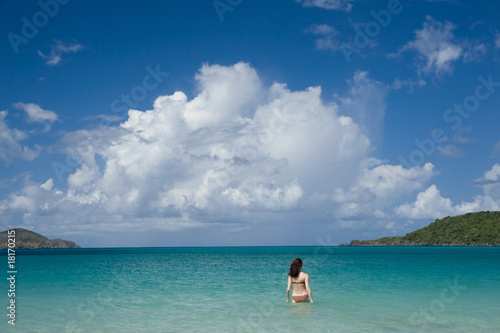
<box><xmin>0</xmin><ymin>228</ymin><xmax>80</xmax><ymax>249</ymax></box>
<box><xmin>341</xmin><ymin>211</ymin><xmax>500</xmax><ymax>246</ymax></box>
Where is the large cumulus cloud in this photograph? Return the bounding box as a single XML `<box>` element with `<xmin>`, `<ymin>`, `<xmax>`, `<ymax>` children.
<box><xmin>0</xmin><ymin>62</ymin><xmax>459</xmax><ymax>244</ymax></box>
<box><xmin>62</xmin><ymin>62</ymin><xmax>370</xmax><ymax>219</ymax></box>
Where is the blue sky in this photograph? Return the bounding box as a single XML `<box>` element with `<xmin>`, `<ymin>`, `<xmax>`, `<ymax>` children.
<box><xmin>1</xmin><ymin>0</ymin><xmax>500</xmax><ymax>247</ymax></box>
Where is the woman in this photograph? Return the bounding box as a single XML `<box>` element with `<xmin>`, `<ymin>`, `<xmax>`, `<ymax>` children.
<box><xmin>286</xmin><ymin>258</ymin><xmax>314</xmax><ymax>303</ymax></box>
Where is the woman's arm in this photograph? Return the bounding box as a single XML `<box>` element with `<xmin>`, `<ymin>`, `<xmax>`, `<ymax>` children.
<box><xmin>286</xmin><ymin>275</ymin><xmax>291</xmax><ymax>302</ymax></box>
<box><xmin>305</xmin><ymin>274</ymin><xmax>314</xmax><ymax>303</ymax></box>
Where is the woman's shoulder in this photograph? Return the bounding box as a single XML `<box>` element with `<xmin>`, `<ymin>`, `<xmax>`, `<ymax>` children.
<box><xmin>300</xmin><ymin>272</ymin><xmax>309</xmax><ymax>278</ymax></box>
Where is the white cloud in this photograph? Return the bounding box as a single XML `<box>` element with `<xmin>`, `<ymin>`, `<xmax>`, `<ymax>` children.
<box><xmin>391</xmin><ymin>78</ymin><xmax>426</xmax><ymax>91</ymax></box>
<box><xmin>462</xmin><ymin>42</ymin><xmax>486</xmax><ymax>62</ymax></box>
<box><xmin>14</xmin><ymin>62</ymin><xmax>487</xmax><ymax>244</ymax></box>
<box><xmin>395</xmin><ymin>184</ymin><xmax>500</xmax><ymax>219</ymax></box>
<box><xmin>474</xmin><ymin>163</ymin><xmax>500</xmax><ymax>199</ymax></box>
<box><xmin>222</xmin><ymin>179</ymin><xmax>304</xmax><ymax>210</ymax></box>
<box><xmin>37</xmin><ymin>40</ymin><xmax>84</xmax><ymax>66</ymax></box>
<box><xmin>308</xmin><ymin>24</ymin><xmax>336</xmax><ymax>35</ymax></box>
<box><xmin>480</xmin><ymin>164</ymin><xmax>500</xmax><ymax>183</ymax></box>
<box><xmin>13</xmin><ymin>62</ymin><xmax>493</xmax><ymax>244</ymax></box>
<box><xmin>332</xmin><ymin>160</ymin><xmax>434</xmax><ymax>217</ymax></box>
<box><xmin>80</xmin><ymin>114</ymin><xmax>121</xmax><ymax>122</ymax></box>
<box><xmin>395</xmin><ymin>163</ymin><xmax>500</xmax><ymax>221</ymax></box>
<box><xmin>398</xmin><ymin>16</ymin><xmax>462</xmax><ymax>75</ymax></box>
<box><xmin>394</xmin><ymin>185</ymin><xmax>453</xmax><ymax>219</ymax></box>
<box><xmin>1</xmin><ymin>63</ymin><xmax>379</xmax><ymax>238</ymax></box>
<box><xmin>495</xmin><ymin>32</ymin><xmax>500</xmax><ymax>49</ymax></box>
<box><xmin>355</xmin><ymin>160</ymin><xmax>434</xmax><ymax>198</ymax></box>
<box><xmin>339</xmin><ymin>71</ymin><xmax>388</xmax><ymax>147</ymax></box>
<box><xmin>40</xmin><ymin>178</ymin><xmax>54</xmax><ymax>191</ymax></box>
<box><xmin>13</xmin><ymin>103</ymin><xmax>58</xmax><ymax>132</ymax></box>
<box><xmin>491</xmin><ymin>142</ymin><xmax>500</xmax><ymax>157</ymax></box>
<box><xmin>179</xmin><ymin>62</ymin><xmax>262</xmax><ymax>131</ymax></box>
<box><xmin>0</xmin><ymin>110</ymin><xmax>40</xmax><ymax>164</ymax></box>
<box><xmin>437</xmin><ymin>144</ymin><xmax>464</xmax><ymax>158</ymax></box>
<box><xmin>306</xmin><ymin>24</ymin><xmax>340</xmax><ymax>52</ymax></box>
<box><xmin>296</xmin><ymin>0</ymin><xmax>355</xmax><ymax>11</ymax></box>
<box><xmin>2</xmin><ymin>181</ymin><xmax>56</xmax><ymax>213</ymax></box>
<box><xmin>452</xmin><ymin>126</ymin><xmax>473</xmax><ymax>144</ymax></box>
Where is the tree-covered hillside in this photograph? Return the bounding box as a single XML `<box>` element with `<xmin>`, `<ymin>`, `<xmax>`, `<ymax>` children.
<box><xmin>342</xmin><ymin>211</ymin><xmax>500</xmax><ymax>246</ymax></box>
<box><xmin>0</xmin><ymin>228</ymin><xmax>80</xmax><ymax>249</ymax></box>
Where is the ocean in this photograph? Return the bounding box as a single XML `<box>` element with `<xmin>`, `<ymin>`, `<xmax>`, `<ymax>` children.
<box><xmin>1</xmin><ymin>246</ymin><xmax>499</xmax><ymax>332</ymax></box>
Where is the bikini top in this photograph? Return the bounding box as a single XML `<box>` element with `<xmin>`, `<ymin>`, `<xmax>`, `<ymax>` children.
<box><xmin>291</xmin><ymin>276</ymin><xmax>305</xmax><ymax>285</ymax></box>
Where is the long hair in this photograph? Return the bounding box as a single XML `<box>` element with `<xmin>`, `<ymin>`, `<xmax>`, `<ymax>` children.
<box><xmin>288</xmin><ymin>258</ymin><xmax>302</xmax><ymax>278</ymax></box>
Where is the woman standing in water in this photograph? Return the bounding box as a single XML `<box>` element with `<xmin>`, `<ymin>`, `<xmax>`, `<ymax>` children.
<box><xmin>286</xmin><ymin>258</ymin><xmax>314</xmax><ymax>303</ymax></box>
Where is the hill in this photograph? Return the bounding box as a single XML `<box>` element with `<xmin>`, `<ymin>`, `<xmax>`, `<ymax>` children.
<box><xmin>341</xmin><ymin>211</ymin><xmax>500</xmax><ymax>246</ymax></box>
<box><xmin>0</xmin><ymin>228</ymin><xmax>80</xmax><ymax>249</ymax></box>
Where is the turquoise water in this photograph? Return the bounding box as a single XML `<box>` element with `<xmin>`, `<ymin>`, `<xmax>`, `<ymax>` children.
<box><xmin>1</xmin><ymin>247</ymin><xmax>499</xmax><ymax>332</ymax></box>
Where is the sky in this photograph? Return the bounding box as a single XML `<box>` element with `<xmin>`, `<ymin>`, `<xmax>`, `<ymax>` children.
<box><xmin>1</xmin><ymin>0</ymin><xmax>500</xmax><ymax>247</ymax></box>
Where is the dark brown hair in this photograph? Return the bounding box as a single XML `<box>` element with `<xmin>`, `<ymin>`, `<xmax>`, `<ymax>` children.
<box><xmin>288</xmin><ymin>258</ymin><xmax>302</xmax><ymax>278</ymax></box>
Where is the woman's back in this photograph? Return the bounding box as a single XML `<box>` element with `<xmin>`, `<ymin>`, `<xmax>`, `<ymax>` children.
<box><xmin>291</xmin><ymin>272</ymin><xmax>308</xmax><ymax>296</ymax></box>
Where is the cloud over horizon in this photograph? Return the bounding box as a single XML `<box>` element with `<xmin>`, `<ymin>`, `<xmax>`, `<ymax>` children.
<box><xmin>1</xmin><ymin>63</ymin><xmax>381</xmax><ymax>238</ymax></box>
<box><xmin>1</xmin><ymin>62</ymin><xmax>498</xmax><ymax>245</ymax></box>
<box><xmin>53</xmin><ymin>62</ymin><xmax>372</xmax><ymax>224</ymax></box>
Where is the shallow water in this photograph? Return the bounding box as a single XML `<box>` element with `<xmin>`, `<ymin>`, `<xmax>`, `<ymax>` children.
<box><xmin>1</xmin><ymin>247</ymin><xmax>499</xmax><ymax>332</ymax></box>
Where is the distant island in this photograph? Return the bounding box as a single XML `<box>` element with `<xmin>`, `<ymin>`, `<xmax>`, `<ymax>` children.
<box><xmin>340</xmin><ymin>211</ymin><xmax>500</xmax><ymax>246</ymax></box>
<box><xmin>0</xmin><ymin>228</ymin><xmax>80</xmax><ymax>249</ymax></box>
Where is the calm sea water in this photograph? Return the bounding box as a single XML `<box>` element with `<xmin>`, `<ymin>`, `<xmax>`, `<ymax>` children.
<box><xmin>1</xmin><ymin>246</ymin><xmax>499</xmax><ymax>332</ymax></box>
